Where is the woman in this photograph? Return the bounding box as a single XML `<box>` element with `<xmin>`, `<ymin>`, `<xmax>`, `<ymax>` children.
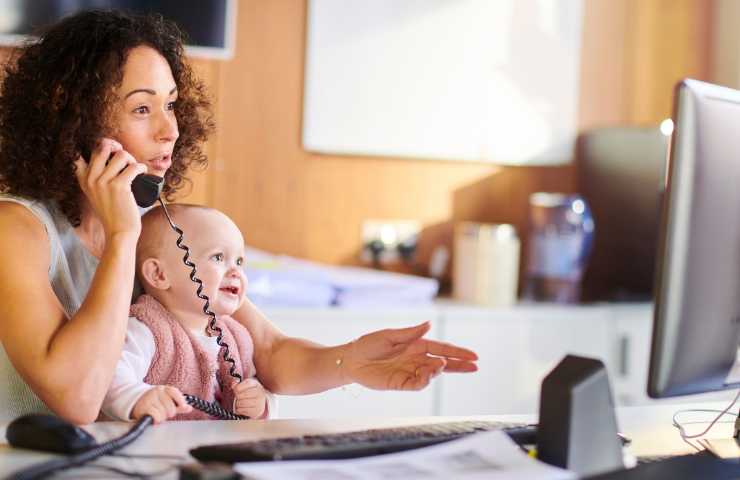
<box><xmin>0</xmin><ymin>10</ymin><xmax>477</xmax><ymax>425</ymax></box>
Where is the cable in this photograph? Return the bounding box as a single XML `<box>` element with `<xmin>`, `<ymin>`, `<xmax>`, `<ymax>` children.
<box><xmin>671</xmin><ymin>389</ymin><xmax>740</xmax><ymax>451</ymax></box>
<box><xmin>110</xmin><ymin>452</ymin><xmax>186</xmax><ymax>461</ymax></box>
<box><xmin>157</xmin><ymin>199</ymin><xmax>243</xmax><ymax>388</ymax></box>
<box><xmin>184</xmin><ymin>394</ymin><xmax>247</xmax><ymax>421</ymax></box>
<box><xmin>157</xmin><ymin>199</ymin><xmax>249</xmax><ymax>421</ymax></box>
<box><xmin>6</xmin><ymin>415</ymin><xmax>154</xmax><ymax>480</ymax></box>
<box><xmin>78</xmin><ymin>460</ymin><xmax>177</xmax><ymax>479</ymax></box>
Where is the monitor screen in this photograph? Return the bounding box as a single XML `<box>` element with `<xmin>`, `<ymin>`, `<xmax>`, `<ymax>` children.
<box><xmin>648</xmin><ymin>79</ymin><xmax>740</xmax><ymax>398</ymax></box>
<box><xmin>0</xmin><ymin>0</ymin><xmax>236</xmax><ymax>59</ymax></box>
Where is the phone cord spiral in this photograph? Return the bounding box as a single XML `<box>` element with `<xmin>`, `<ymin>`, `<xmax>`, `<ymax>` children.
<box><xmin>158</xmin><ymin>199</ymin><xmax>248</xmax><ymax>420</ymax></box>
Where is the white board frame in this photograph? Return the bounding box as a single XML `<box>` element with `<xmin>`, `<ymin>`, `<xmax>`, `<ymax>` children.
<box><xmin>302</xmin><ymin>0</ymin><xmax>584</xmax><ymax>165</ymax></box>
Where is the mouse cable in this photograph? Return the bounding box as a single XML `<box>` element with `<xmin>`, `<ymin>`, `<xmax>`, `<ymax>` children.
<box><xmin>110</xmin><ymin>451</ymin><xmax>186</xmax><ymax>461</ymax></box>
<box><xmin>5</xmin><ymin>415</ymin><xmax>154</xmax><ymax>480</ymax></box>
<box><xmin>74</xmin><ymin>460</ymin><xmax>177</xmax><ymax>479</ymax></box>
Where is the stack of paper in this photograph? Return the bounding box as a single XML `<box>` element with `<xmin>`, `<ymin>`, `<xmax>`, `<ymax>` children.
<box><xmin>244</xmin><ymin>248</ymin><xmax>335</xmax><ymax>308</ymax></box>
<box><xmin>244</xmin><ymin>247</ymin><xmax>439</xmax><ymax>308</ymax></box>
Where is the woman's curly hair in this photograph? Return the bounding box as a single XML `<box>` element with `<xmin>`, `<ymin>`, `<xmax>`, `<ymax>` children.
<box><xmin>0</xmin><ymin>9</ymin><xmax>214</xmax><ymax>226</ymax></box>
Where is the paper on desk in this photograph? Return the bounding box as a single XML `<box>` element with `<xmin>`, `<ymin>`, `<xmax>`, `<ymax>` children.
<box><xmin>234</xmin><ymin>430</ymin><xmax>576</xmax><ymax>480</ymax></box>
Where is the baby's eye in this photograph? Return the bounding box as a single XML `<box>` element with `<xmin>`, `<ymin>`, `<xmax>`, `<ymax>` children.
<box><xmin>211</xmin><ymin>253</ymin><xmax>224</xmax><ymax>262</ymax></box>
<box><xmin>133</xmin><ymin>106</ymin><xmax>150</xmax><ymax>115</ymax></box>
<box><xmin>236</xmin><ymin>257</ymin><xmax>244</xmax><ymax>267</ymax></box>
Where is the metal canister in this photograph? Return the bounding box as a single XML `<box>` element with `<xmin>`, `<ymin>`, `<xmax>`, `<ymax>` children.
<box><xmin>453</xmin><ymin>222</ymin><xmax>520</xmax><ymax>306</ymax></box>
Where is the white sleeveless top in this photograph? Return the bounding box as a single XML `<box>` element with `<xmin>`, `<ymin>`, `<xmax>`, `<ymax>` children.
<box><xmin>0</xmin><ymin>194</ymin><xmax>99</xmax><ymax>421</ymax></box>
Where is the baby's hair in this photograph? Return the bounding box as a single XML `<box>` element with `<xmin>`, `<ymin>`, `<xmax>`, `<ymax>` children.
<box><xmin>137</xmin><ymin>203</ymin><xmax>213</xmax><ymax>272</ymax></box>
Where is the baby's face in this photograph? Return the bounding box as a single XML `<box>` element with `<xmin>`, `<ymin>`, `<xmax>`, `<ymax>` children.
<box><xmin>162</xmin><ymin>210</ymin><xmax>248</xmax><ymax>317</ymax></box>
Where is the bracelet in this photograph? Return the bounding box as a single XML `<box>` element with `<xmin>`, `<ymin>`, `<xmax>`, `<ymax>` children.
<box><xmin>336</xmin><ymin>341</ymin><xmax>355</xmax><ymax>384</ymax></box>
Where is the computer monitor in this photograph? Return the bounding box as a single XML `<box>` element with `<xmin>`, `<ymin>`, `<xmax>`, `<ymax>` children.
<box><xmin>0</xmin><ymin>1</ymin><xmax>237</xmax><ymax>60</ymax></box>
<box><xmin>648</xmin><ymin>79</ymin><xmax>740</xmax><ymax>399</ymax></box>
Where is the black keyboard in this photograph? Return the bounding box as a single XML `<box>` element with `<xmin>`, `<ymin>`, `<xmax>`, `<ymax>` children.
<box><xmin>636</xmin><ymin>454</ymin><xmax>675</xmax><ymax>465</ymax></box>
<box><xmin>190</xmin><ymin>420</ymin><xmax>536</xmax><ymax>463</ymax></box>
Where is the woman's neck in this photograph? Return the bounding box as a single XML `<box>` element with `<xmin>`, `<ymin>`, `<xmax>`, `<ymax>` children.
<box><xmin>74</xmin><ymin>199</ymin><xmax>106</xmax><ymax>259</ymax></box>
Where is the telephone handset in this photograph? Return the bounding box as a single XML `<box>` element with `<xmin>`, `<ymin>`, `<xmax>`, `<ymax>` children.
<box><xmin>132</xmin><ymin>174</ymin><xmax>164</xmax><ymax>208</ymax></box>
<box><xmin>79</xmin><ymin>143</ymin><xmax>164</xmax><ymax>208</ymax></box>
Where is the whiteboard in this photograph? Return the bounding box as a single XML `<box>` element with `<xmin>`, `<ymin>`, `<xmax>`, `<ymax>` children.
<box><xmin>302</xmin><ymin>0</ymin><xmax>584</xmax><ymax>165</ymax></box>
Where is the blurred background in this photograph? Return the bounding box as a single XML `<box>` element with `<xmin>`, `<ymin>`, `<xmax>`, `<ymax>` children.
<box><xmin>0</xmin><ymin>0</ymin><xmax>733</xmax><ymax>417</ymax></box>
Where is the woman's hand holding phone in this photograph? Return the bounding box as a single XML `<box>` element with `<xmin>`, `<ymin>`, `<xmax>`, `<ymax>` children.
<box><xmin>74</xmin><ymin>137</ymin><xmax>148</xmax><ymax>240</ymax></box>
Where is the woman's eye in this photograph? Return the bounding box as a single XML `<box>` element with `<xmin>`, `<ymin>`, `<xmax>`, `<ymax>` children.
<box><xmin>133</xmin><ymin>106</ymin><xmax>149</xmax><ymax>114</ymax></box>
<box><xmin>211</xmin><ymin>253</ymin><xmax>224</xmax><ymax>262</ymax></box>
<box><xmin>167</xmin><ymin>101</ymin><xmax>177</xmax><ymax>110</ymax></box>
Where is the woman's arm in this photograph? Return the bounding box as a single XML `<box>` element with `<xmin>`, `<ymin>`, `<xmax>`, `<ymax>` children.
<box><xmin>233</xmin><ymin>298</ymin><xmax>348</xmax><ymax>394</ymax></box>
<box><xmin>0</xmin><ymin>140</ymin><xmax>147</xmax><ymax>424</ymax></box>
<box><xmin>233</xmin><ymin>298</ymin><xmax>478</xmax><ymax>395</ymax></box>
<box><xmin>0</xmin><ymin>203</ymin><xmax>138</xmax><ymax>424</ymax></box>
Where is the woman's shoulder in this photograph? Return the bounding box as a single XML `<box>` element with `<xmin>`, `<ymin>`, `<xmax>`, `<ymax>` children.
<box><xmin>0</xmin><ymin>197</ymin><xmax>49</xmax><ymax>242</ymax></box>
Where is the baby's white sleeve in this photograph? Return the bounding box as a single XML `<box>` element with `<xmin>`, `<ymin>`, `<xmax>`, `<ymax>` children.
<box><xmin>101</xmin><ymin>318</ymin><xmax>157</xmax><ymax>421</ymax></box>
<box><xmin>264</xmin><ymin>390</ymin><xmax>279</xmax><ymax>419</ymax></box>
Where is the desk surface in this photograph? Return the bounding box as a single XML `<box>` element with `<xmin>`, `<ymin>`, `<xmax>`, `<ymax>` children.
<box><xmin>0</xmin><ymin>402</ymin><xmax>732</xmax><ymax>478</ymax></box>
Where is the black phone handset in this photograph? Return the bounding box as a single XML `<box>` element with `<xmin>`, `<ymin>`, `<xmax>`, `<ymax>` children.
<box><xmin>78</xmin><ymin>144</ymin><xmax>164</xmax><ymax>209</ymax></box>
<box><xmin>131</xmin><ymin>174</ymin><xmax>165</xmax><ymax>208</ymax></box>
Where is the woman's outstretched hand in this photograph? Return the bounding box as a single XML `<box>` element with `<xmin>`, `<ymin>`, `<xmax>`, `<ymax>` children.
<box><xmin>344</xmin><ymin>322</ymin><xmax>478</xmax><ymax>391</ymax></box>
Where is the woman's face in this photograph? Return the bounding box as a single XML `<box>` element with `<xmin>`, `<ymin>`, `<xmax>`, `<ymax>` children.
<box><xmin>112</xmin><ymin>45</ymin><xmax>179</xmax><ymax>177</ymax></box>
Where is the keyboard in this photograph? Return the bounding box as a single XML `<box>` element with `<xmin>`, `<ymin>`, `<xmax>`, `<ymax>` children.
<box><xmin>636</xmin><ymin>454</ymin><xmax>676</xmax><ymax>465</ymax></box>
<box><xmin>190</xmin><ymin>420</ymin><xmax>536</xmax><ymax>463</ymax></box>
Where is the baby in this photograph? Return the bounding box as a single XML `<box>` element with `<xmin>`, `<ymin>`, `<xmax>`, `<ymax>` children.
<box><xmin>103</xmin><ymin>204</ymin><xmax>275</xmax><ymax>423</ymax></box>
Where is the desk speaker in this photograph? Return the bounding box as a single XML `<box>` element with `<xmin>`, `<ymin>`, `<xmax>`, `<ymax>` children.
<box><xmin>537</xmin><ymin>355</ymin><xmax>624</xmax><ymax>477</ymax></box>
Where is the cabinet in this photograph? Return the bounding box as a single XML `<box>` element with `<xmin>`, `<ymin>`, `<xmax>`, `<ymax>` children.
<box><xmin>261</xmin><ymin>302</ymin><xmax>695</xmax><ymax>419</ymax></box>
<box><xmin>610</xmin><ymin>304</ymin><xmax>654</xmax><ymax>406</ymax></box>
<box><xmin>437</xmin><ymin>304</ymin><xmax>614</xmax><ymax>415</ymax></box>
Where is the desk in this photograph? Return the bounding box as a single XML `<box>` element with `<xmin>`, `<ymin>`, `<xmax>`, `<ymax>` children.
<box><xmin>0</xmin><ymin>402</ymin><xmax>731</xmax><ymax>479</ymax></box>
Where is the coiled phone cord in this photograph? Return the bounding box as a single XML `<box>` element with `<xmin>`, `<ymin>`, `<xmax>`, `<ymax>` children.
<box><xmin>158</xmin><ymin>198</ymin><xmax>248</xmax><ymax>421</ymax></box>
<box><xmin>183</xmin><ymin>394</ymin><xmax>246</xmax><ymax>421</ymax></box>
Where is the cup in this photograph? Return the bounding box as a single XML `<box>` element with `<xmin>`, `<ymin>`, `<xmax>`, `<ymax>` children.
<box><xmin>453</xmin><ymin>222</ymin><xmax>520</xmax><ymax>306</ymax></box>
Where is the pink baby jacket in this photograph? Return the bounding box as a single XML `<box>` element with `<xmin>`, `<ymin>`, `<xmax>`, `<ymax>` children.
<box><xmin>130</xmin><ymin>294</ymin><xmax>256</xmax><ymax>421</ymax></box>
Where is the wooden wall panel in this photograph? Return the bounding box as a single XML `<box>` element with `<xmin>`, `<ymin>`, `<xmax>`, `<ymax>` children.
<box><xmin>171</xmin><ymin>0</ymin><xmax>714</xmax><ymax>267</ymax></box>
<box><xmin>176</xmin><ymin>58</ymin><xmax>220</xmax><ymax>206</ymax></box>
<box><xmin>624</xmin><ymin>0</ymin><xmax>712</xmax><ymax>125</ymax></box>
<box><xmin>0</xmin><ymin>1</ymin><xmax>715</xmax><ymax>269</ymax></box>
<box><xmin>214</xmin><ymin>0</ymin><xmax>500</xmax><ymax>264</ymax></box>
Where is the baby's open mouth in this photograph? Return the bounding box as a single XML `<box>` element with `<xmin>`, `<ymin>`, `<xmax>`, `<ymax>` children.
<box><xmin>220</xmin><ymin>286</ymin><xmax>239</xmax><ymax>295</ymax></box>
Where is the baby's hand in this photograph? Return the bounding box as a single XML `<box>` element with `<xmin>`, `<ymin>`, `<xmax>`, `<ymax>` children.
<box><xmin>131</xmin><ymin>385</ymin><xmax>192</xmax><ymax>424</ymax></box>
<box><xmin>232</xmin><ymin>378</ymin><xmax>268</xmax><ymax>419</ymax></box>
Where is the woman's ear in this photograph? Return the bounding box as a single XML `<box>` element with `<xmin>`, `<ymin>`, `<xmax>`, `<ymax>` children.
<box><xmin>140</xmin><ymin>258</ymin><xmax>170</xmax><ymax>290</ymax></box>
